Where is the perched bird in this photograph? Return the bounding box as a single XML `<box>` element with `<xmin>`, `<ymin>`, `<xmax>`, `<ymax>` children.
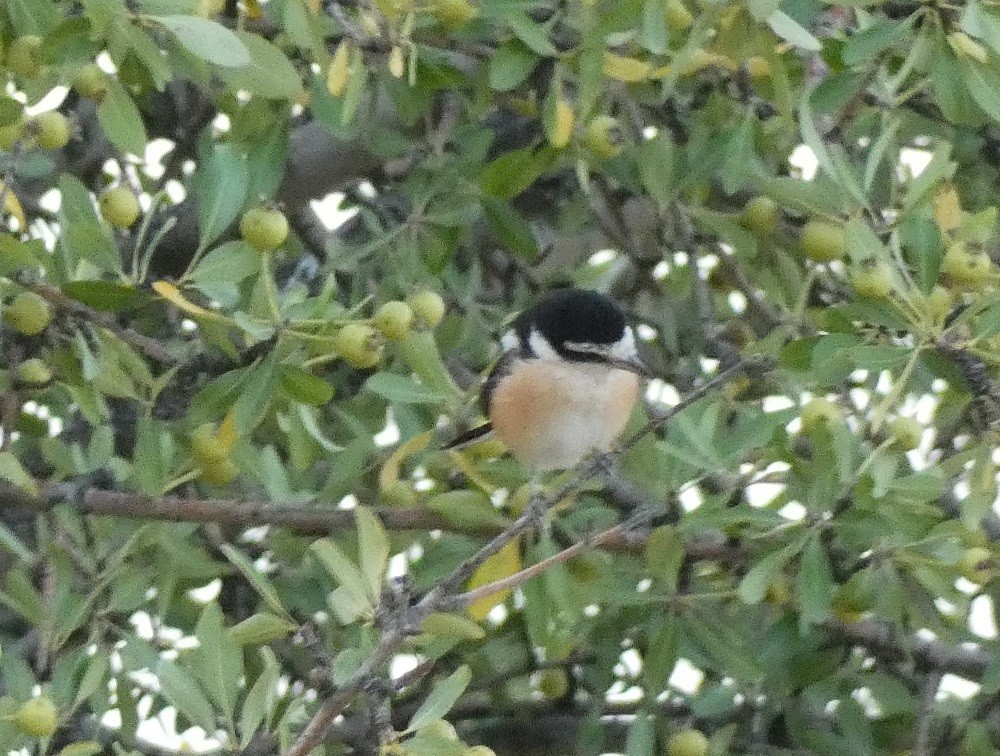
<box><xmin>456</xmin><ymin>288</ymin><xmax>648</xmax><ymax>471</ymax></box>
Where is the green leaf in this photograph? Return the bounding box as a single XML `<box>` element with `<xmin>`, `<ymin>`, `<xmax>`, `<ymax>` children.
<box><xmin>797</xmin><ymin>535</ymin><xmax>834</xmax><ymax>628</ymax></box>
<box><xmin>800</xmin><ymin>95</ymin><xmax>866</xmax><ymax>207</ymax></box>
<box><xmin>420</xmin><ymin>612</ymin><xmax>486</xmax><ymax>641</ymax></box>
<box><xmin>767</xmin><ymin>10</ymin><xmax>821</xmax><ymax>51</ymax></box>
<box><xmin>129</xmin><ymin>416</ymin><xmax>170</xmax><ymax>496</ymax></box>
<box><xmin>63</xmin><ymin>281</ymin><xmax>149</xmax><ymax>312</ymax></box>
<box><xmin>480</xmin><ymin>196</ymin><xmax>539</xmax><ymax>260</ymax></box>
<box><xmin>279</xmin><ymin>365</ymin><xmax>335</xmax><ymax>406</ymax></box>
<box><xmin>189</xmin><ymin>240</ymin><xmax>259</xmax><ymax>306</ymax></box>
<box><xmin>644</xmin><ymin>525</ymin><xmax>684</xmax><ymax>589</ymax></box>
<box><xmin>899</xmin><ymin>213</ymin><xmax>944</xmax><ymax>294</ymax></box>
<box><xmin>219</xmin><ymin>543</ymin><xmax>292</xmax><ymax>620</ymax></box>
<box><xmin>232</xmin><ymin>350</ymin><xmax>279</xmax><ymax>434</ymax></box>
<box><xmin>480</xmin><ymin>146</ymin><xmax>553</xmax><ymax>200</ymax></box>
<box><xmin>218</xmin><ymin>31</ymin><xmax>303</xmax><ymax>99</ymax></box>
<box><xmin>626</xmin><ymin>713</ymin><xmax>655</xmax><ymax>756</ymax></box>
<box><xmin>7</xmin><ymin>0</ymin><xmax>59</xmax><ymax>34</ymax></box>
<box><xmin>406</xmin><ymin>665</ymin><xmax>472</xmax><ymax>732</ymax></box>
<box><xmin>154</xmin><ymin>15</ymin><xmax>251</xmax><ymax>67</ymax></box>
<box><xmin>331</xmin><ymin>647</ymin><xmax>366</xmax><ymax>686</ymax></box>
<box><xmin>738</xmin><ymin>537</ymin><xmax>806</xmax><ymax>604</ymax></box>
<box><xmin>238</xmin><ymin>649</ymin><xmax>279</xmax><ymax>748</ymax></box>
<box><xmin>642</xmin><ymin>617</ymin><xmax>677</xmax><ymax>694</ymax></box>
<box><xmin>489</xmin><ymin>40</ymin><xmax>537</xmax><ymax>91</ymax></box>
<box><xmin>364</xmin><ymin>372</ymin><xmax>449</xmax><ymax>405</ymax></box>
<box><xmin>424</xmin><ymin>490</ymin><xmax>511</xmax><ymax>531</ymax></box>
<box><xmin>312</xmin><ymin>538</ymin><xmax>372</xmax><ymax>614</ymax></box>
<box><xmin>190</xmin><ymin>602</ymin><xmax>242</xmax><ymax>722</ymax></box>
<box><xmin>98</xmin><ymin>78</ymin><xmax>148</xmax><ymax>156</ymax></box>
<box><xmin>961</xmin><ymin>1</ymin><xmax>1000</xmax><ymax>57</ymax></box>
<box><xmin>842</xmin><ymin>18</ymin><xmax>912</xmax><ymax>66</ymax></box>
<box><xmin>228</xmin><ymin>612</ymin><xmax>297</xmax><ymax>645</ymax></box>
<box><xmin>0</xmin><ymin>451</ymin><xmax>38</xmax><ymax>496</ymax></box>
<box><xmin>929</xmin><ymin>31</ymin><xmax>981</xmax><ymax>124</ymax></box>
<box><xmin>640</xmin><ymin>0</ymin><xmax>668</xmax><ymax>54</ymax></box>
<box><xmin>58</xmin><ymin>174</ymin><xmax>120</xmax><ymax>273</ymax></box>
<box><xmin>156</xmin><ymin>659</ymin><xmax>217</xmax><ymax>733</ymax></box>
<box><xmin>507</xmin><ymin>13</ymin><xmax>557</xmax><ymax>56</ymax></box>
<box><xmin>843</xmin><ymin>217</ymin><xmax>888</xmax><ymax>265</ymax></box>
<box><xmin>961</xmin><ymin>60</ymin><xmax>1000</xmax><ymax>123</ymax></box>
<box><xmin>0</xmin><ymin>235</ymin><xmax>43</xmax><ymax>275</ymax></box>
<box><xmin>355</xmin><ymin>506</ymin><xmax>389</xmax><ymax>603</ymax></box>
<box><xmin>637</xmin><ymin>132</ymin><xmax>676</xmax><ymax>208</ymax></box>
<box><xmin>57</xmin><ymin>743</ymin><xmax>103</xmax><ymax>756</ymax></box>
<box><xmin>73</xmin><ymin>653</ymin><xmax>109</xmax><ymax>707</ymax></box>
<box><xmin>193</xmin><ymin>145</ymin><xmax>249</xmax><ymax>250</ymax></box>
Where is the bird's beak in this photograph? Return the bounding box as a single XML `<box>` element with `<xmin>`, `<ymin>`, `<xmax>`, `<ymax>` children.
<box><xmin>608</xmin><ymin>354</ymin><xmax>653</xmax><ymax>378</ymax></box>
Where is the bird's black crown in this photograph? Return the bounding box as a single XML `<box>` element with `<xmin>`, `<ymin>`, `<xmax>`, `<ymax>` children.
<box><xmin>513</xmin><ymin>288</ymin><xmax>627</xmax><ymax>358</ymax></box>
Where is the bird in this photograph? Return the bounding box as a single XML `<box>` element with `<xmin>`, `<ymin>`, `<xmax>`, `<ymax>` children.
<box><xmin>453</xmin><ymin>288</ymin><xmax>648</xmax><ymax>471</ymax></box>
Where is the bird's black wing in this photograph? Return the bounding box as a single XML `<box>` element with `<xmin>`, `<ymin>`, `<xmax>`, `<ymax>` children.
<box><xmin>443</xmin><ymin>351</ymin><xmax>520</xmax><ymax>450</ymax></box>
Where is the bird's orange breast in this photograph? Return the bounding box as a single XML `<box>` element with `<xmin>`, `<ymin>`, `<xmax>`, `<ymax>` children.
<box><xmin>488</xmin><ymin>360</ymin><xmax>640</xmax><ymax>471</ymax></box>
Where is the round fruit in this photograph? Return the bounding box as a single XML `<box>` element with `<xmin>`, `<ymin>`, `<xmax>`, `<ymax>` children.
<box><xmin>0</xmin><ymin>116</ymin><xmax>26</xmax><ymax>150</ymax></box>
<box><xmin>852</xmin><ymin>260</ymin><xmax>894</xmax><ymax>299</ymax></box>
<box><xmin>73</xmin><ymin>64</ymin><xmax>109</xmax><ymax>101</ymax></box>
<box><xmin>374</xmin><ymin>301</ymin><xmax>414</xmax><ymax>342</ymax></box>
<box><xmin>15</xmin><ymin>358</ymin><xmax>52</xmax><ymax>388</ymax></box>
<box><xmin>190</xmin><ymin>423</ymin><xmax>227</xmax><ymax>464</ymax></box>
<box><xmin>31</xmin><ymin>111</ymin><xmax>70</xmax><ymax>150</ymax></box>
<box><xmin>537</xmin><ymin>668</ymin><xmax>570</xmax><ymax>699</ymax></box>
<box><xmin>801</xmin><ymin>219</ymin><xmax>845</xmax><ymax>263</ymax></box>
<box><xmin>407</xmin><ymin>291</ymin><xmax>446</xmax><ymax>329</ymax></box>
<box><xmin>334</xmin><ymin>322</ymin><xmax>384</xmax><ymax>369</ymax></box>
<box><xmin>7</xmin><ymin>35</ymin><xmax>44</xmax><ymax>79</ymax></box>
<box><xmin>746</xmin><ymin>56</ymin><xmax>771</xmax><ymax>80</ymax></box>
<box><xmin>4</xmin><ymin>291</ymin><xmax>53</xmax><ymax>336</ymax></box>
<box><xmin>926</xmin><ymin>286</ymin><xmax>952</xmax><ymax>322</ymax></box>
<box><xmin>959</xmin><ymin>546</ymin><xmax>995</xmax><ymax>584</ymax></box>
<box><xmin>665</xmin><ymin>0</ymin><xmax>694</xmax><ymax>32</ymax></box>
<box><xmin>240</xmin><ymin>206</ymin><xmax>289</xmax><ymax>251</ymax></box>
<box><xmin>800</xmin><ymin>397</ymin><xmax>842</xmax><ymax>433</ymax></box>
<box><xmin>432</xmin><ymin>0</ymin><xmax>477</xmax><ymax>27</ymax></box>
<box><xmin>11</xmin><ymin>696</ymin><xmax>58</xmax><ymax>737</ymax></box>
<box><xmin>667</xmin><ymin>728</ymin><xmax>709</xmax><ymax>756</ymax></box>
<box><xmin>582</xmin><ymin>115</ymin><xmax>622</xmax><ymax>159</ymax></box>
<box><xmin>741</xmin><ymin>196</ymin><xmax>778</xmax><ymax>237</ymax></box>
<box><xmin>99</xmin><ymin>187</ymin><xmax>141</xmax><ymax>228</ymax></box>
<box><xmin>200</xmin><ymin>456</ymin><xmax>238</xmax><ymax>486</ymax></box>
<box><xmin>832</xmin><ymin>605</ymin><xmax>865</xmax><ymax>624</ymax></box>
<box><xmin>941</xmin><ymin>243</ymin><xmax>992</xmax><ymax>288</ymax></box>
<box><xmin>888</xmin><ymin>416</ymin><xmax>922</xmax><ymax>451</ymax></box>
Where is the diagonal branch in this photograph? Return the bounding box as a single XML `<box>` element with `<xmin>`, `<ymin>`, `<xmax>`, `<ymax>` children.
<box><xmin>285</xmin><ymin>358</ymin><xmax>757</xmax><ymax>756</ymax></box>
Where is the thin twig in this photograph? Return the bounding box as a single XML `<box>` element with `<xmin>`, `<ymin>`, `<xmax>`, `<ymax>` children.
<box><xmin>30</xmin><ymin>283</ymin><xmax>179</xmax><ymax>365</ymax></box>
<box><xmin>285</xmin><ymin>359</ymin><xmax>755</xmax><ymax>755</ymax></box>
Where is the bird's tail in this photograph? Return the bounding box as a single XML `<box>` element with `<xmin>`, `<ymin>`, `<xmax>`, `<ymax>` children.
<box><xmin>442</xmin><ymin>422</ymin><xmax>494</xmax><ymax>450</ymax></box>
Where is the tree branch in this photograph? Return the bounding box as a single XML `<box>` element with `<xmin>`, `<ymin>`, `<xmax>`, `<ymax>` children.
<box><xmin>827</xmin><ymin>617</ymin><xmax>993</xmax><ymax>679</ymax></box>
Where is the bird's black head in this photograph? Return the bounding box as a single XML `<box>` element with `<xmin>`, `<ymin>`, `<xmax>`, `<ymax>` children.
<box><xmin>509</xmin><ymin>288</ymin><xmax>640</xmax><ymax>367</ymax></box>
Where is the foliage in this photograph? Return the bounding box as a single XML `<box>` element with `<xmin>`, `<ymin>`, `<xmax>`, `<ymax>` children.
<box><xmin>0</xmin><ymin>0</ymin><xmax>997</xmax><ymax>755</ymax></box>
